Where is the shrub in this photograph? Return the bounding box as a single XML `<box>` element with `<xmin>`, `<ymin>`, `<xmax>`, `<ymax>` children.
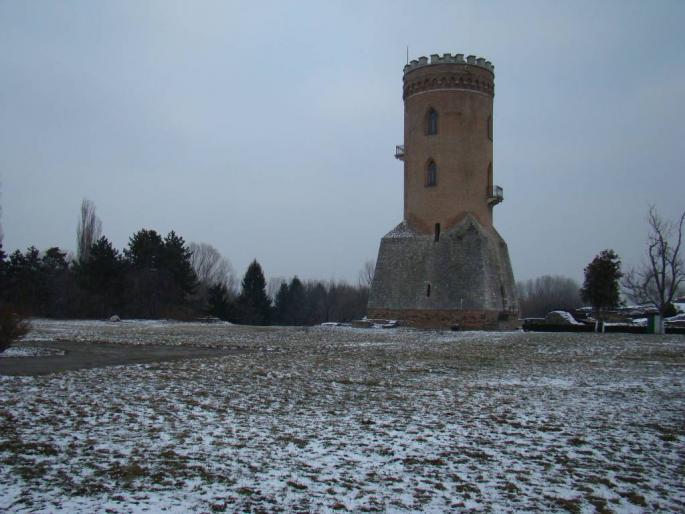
<box><xmin>0</xmin><ymin>304</ymin><xmax>30</xmax><ymax>353</ymax></box>
<box><xmin>664</xmin><ymin>303</ymin><xmax>677</xmax><ymax>318</ymax></box>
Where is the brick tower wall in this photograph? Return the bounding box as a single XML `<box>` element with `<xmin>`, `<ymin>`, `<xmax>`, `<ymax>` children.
<box><xmin>403</xmin><ymin>55</ymin><xmax>496</xmax><ymax>232</ymax></box>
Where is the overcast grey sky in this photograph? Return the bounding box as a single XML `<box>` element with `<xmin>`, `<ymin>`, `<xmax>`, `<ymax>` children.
<box><xmin>1</xmin><ymin>0</ymin><xmax>683</xmax><ymax>284</ymax></box>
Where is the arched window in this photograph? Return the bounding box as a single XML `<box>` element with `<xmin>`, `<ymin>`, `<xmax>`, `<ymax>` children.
<box><xmin>434</xmin><ymin>223</ymin><xmax>441</xmax><ymax>242</ymax></box>
<box><xmin>426</xmin><ymin>160</ymin><xmax>437</xmax><ymax>187</ymax></box>
<box><xmin>487</xmin><ymin>115</ymin><xmax>493</xmax><ymax>141</ymax></box>
<box><xmin>426</xmin><ymin>283</ymin><xmax>431</xmax><ymax>297</ymax></box>
<box><xmin>427</xmin><ymin>108</ymin><xmax>438</xmax><ymax>135</ymax></box>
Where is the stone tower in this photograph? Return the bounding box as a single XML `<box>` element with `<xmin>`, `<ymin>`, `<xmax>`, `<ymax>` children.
<box><xmin>368</xmin><ymin>53</ymin><xmax>518</xmax><ymax>329</ymax></box>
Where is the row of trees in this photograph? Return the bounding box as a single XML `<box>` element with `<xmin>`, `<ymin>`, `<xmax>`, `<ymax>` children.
<box><xmin>0</xmin><ymin>240</ymin><xmax>370</xmax><ymax>324</ymax></box>
<box><xmin>516</xmin><ymin>275</ymin><xmax>582</xmax><ymax>318</ymax></box>
<box><xmin>208</xmin><ymin>262</ymin><xmax>369</xmax><ymax>326</ymax></box>
<box><xmin>0</xmin><ymin>199</ymin><xmax>370</xmax><ymax>324</ymax></box>
<box><xmin>1</xmin><ymin>229</ymin><xmax>198</xmax><ymax>319</ymax></box>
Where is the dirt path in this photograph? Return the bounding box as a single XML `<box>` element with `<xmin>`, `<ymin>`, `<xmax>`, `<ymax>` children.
<box><xmin>0</xmin><ymin>341</ymin><xmax>239</xmax><ymax>376</ymax></box>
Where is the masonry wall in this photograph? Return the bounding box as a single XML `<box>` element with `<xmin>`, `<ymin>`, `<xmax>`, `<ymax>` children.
<box><xmin>367</xmin><ymin>215</ymin><xmax>518</xmax><ymax>328</ymax></box>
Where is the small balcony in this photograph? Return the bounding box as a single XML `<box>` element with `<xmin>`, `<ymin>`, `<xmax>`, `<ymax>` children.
<box><xmin>488</xmin><ymin>185</ymin><xmax>503</xmax><ymax>206</ymax></box>
<box><xmin>394</xmin><ymin>145</ymin><xmax>405</xmax><ymax>161</ymax></box>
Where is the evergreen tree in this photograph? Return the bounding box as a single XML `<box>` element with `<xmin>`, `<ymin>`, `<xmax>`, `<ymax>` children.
<box><xmin>40</xmin><ymin>247</ymin><xmax>70</xmax><ymax>316</ymax></box>
<box><xmin>81</xmin><ymin>237</ymin><xmax>124</xmax><ymax>289</ymax></box>
<box><xmin>5</xmin><ymin>247</ymin><xmax>41</xmax><ymax>311</ymax></box>
<box><xmin>208</xmin><ymin>282</ymin><xmax>233</xmax><ymax>320</ymax></box>
<box><xmin>123</xmin><ymin>229</ymin><xmax>164</xmax><ymax>317</ymax></box>
<box><xmin>581</xmin><ymin>249</ymin><xmax>623</xmax><ymax>318</ymax></box>
<box><xmin>286</xmin><ymin>276</ymin><xmax>306</xmax><ymax>325</ymax></box>
<box><xmin>306</xmin><ymin>282</ymin><xmax>329</xmax><ymax>324</ymax></box>
<box><xmin>122</xmin><ymin>229</ymin><xmax>196</xmax><ymax>317</ymax></box>
<box><xmin>125</xmin><ymin>229</ymin><xmax>164</xmax><ymax>270</ymax></box>
<box><xmin>272</xmin><ymin>276</ymin><xmax>307</xmax><ymax>325</ymax></box>
<box><xmin>273</xmin><ymin>282</ymin><xmax>290</xmax><ymax>324</ymax></box>
<box><xmin>236</xmin><ymin>260</ymin><xmax>271</xmax><ymax>325</ymax></box>
<box><xmin>42</xmin><ymin>247</ymin><xmax>69</xmax><ymax>273</ymax></box>
<box><xmin>161</xmin><ymin>231</ymin><xmax>197</xmax><ymax>298</ymax></box>
<box><xmin>76</xmin><ymin>236</ymin><xmax>125</xmax><ymax>317</ymax></box>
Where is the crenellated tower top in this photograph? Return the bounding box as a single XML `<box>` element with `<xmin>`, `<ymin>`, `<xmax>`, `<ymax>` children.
<box><xmin>403</xmin><ymin>53</ymin><xmax>495</xmax><ymax>75</ymax></box>
<box><xmin>403</xmin><ymin>53</ymin><xmax>495</xmax><ymax>101</ymax></box>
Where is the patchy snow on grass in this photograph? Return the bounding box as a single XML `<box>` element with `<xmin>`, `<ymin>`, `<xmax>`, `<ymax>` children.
<box><xmin>1</xmin><ymin>321</ymin><xmax>684</xmax><ymax>512</ymax></box>
<box><xmin>0</xmin><ymin>346</ymin><xmax>65</xmax><ymax>358</ymax></box>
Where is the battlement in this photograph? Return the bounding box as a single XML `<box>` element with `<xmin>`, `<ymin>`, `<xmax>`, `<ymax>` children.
<box><xmin>403</xmin><ymin>53</ymin><xmax>494</xmax><ymax>75</ymax></box>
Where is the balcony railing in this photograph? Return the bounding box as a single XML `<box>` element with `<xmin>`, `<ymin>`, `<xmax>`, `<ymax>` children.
<box><xmin>394</xmin><ymin>145</ymin><xmax>405</xmax><ymax>161</ymax></box>
<box><xmin>488</xmin><ymin>185</ymin><xmax>503</xmax><ymax>206</ymax></box>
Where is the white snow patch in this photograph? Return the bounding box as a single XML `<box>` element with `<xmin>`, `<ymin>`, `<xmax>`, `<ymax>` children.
<box><xmin>1</xmin><ymin>321</ymin><xmax>683</xmax><ymax>513</ymax></box>
<box><xmin>0</xmin><ymin>346</ymin><xmax>65</xmax><ymax>358</ymax></box>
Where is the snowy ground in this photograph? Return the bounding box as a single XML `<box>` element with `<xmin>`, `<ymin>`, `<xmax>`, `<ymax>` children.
<box><xmin>0</xmin><ymin>346</ymin><xmax>65</xmax><ymax>359</ymax></box>
<box><xmin>1</xmin><ymin>320</ymin><xmax>684</xmax><ymax>513</ymax></box>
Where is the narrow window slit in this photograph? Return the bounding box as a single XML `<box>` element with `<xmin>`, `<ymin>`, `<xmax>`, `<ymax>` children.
<box><xmin>427</xmin><ymin>108</ymin><xmax>438</xmax><ymax>135</ymax></box>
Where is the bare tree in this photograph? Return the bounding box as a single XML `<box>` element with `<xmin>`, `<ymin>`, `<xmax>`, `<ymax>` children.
<box><xmin>516</xmin><ymin>275</ymin><xmax>582</xmax><ymax>318</ymax></box>
<box><xmin>358</xmin><ymin>259</ymin><xmax>375</xmax><ymax>288</ymax></box>
<box><xmin>624</xmin><ymin>206</ymin><xmax>685</xmax><ymax>322</ymax></box>
<box><xmin>76</xmin><ymin>198</ymin><xmax>102</xmax><ymax>264</ymax></box>
<box><xmin>266</xmin><ymin>276</ymin><xmax>286</xmax><ymax>302</ymax></box>
<box><xmin>189</xmin><ymin>242</ymin><xmax>236</xmax><ymax>293</ymax></box>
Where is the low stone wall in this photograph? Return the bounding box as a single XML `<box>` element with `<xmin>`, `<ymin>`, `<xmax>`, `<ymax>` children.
<box><xmin>367</xmin><ymin>308</ymin><xmax>519</xmax><ymax>330</ymax></box>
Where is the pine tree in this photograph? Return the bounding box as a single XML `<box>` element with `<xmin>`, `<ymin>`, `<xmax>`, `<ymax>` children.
<box><xmin>307</xmin><ymin>282</ymin><xmax>329</xmax><ymax>324</ymax></box>
<box><xmin>273</xmin><ymin>282</ymin><xmax>290</xmax><ymax>324</ymax></box>
<box><xmin>123</xmin><ymin>229</ymin><xmax>164</xmax><ymax>317</ymax></box>
<box><xmin>161</xmin><ymin>231</ymin><xmax>197</xmax><ymax>298</ymax></box>
<box><xmin>75</xmin><ymin>236</ymin><xmax>125</xmax><ymax>317</ymax></box>
<box><xmin>123</xmin><ymin>229</ymin><xmax>197</xmax><ymax>317</ymax></box>
<box><xmin>6</xmin><ymin>247</ymin><xmax>41</xmax><ymax>311</ymax></box>
<box><xmin>125</xmin><ymin>229</ymin><xmax>164</xmax><ymax>270</ymax></box>
<box><xmin>40</xmin><ymin>247</ymin><xmax>70</xmax><ymax>316</ymax></box>
<box><xmin>580</xmin><ymin>249</ymin><xmax>623</xmax><ymax>318</ymax></box>
<box><xmin>236</xmin><ymin>260</ymin><xmax>271</xmax><ymax>325</ymax></box>
<box><xmin>208</xmin><ymin>283</ymin><xmax>232</xmax><ymax>320</ymax></box>
<box><xmin>272</xmin><ymin>277</ymin><xmax>308</xmax><ymax>325</ymax></box>
<box><xmin>286</xmin><ymin>276</ymin><xmax>306</xmax><ymax>325</ymax></box>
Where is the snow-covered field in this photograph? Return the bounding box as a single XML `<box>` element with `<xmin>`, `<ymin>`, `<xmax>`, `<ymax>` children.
<box><xmin>1</xmin><ymin>320</ymin><xmax>684</xmax><ymax>513</ymax></box>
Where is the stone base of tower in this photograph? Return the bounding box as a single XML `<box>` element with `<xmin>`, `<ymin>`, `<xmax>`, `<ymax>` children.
<box><xmin>368</xmin><ymin>215</ymin><xmax>519</xmax><ymax>330</ymax></box>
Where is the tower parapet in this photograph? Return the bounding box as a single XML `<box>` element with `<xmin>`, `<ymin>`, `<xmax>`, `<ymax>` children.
<box><xmin>403</xmin><ymin>53</ymin><xmax>495</xmax><ymax>101</ymax></box>
<box><xmin>403</xmin><ymin>53</ymin><xmax>495</xmax><ymax>75</ymax></box>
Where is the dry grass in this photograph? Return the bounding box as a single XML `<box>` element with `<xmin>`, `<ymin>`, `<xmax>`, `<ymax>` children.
<box><xmin>1</xmin><ymin>321</ymin><xmax>684</xmax><ymax>512</ymax></box>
